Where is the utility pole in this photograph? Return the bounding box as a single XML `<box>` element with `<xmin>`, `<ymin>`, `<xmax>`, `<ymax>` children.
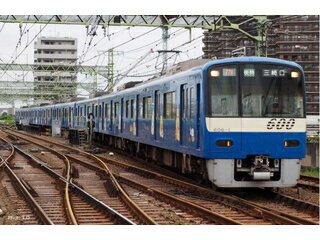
<box><xmin>161</xmin><ymin>26</ymin><xmax>170</xmax><ymax>72</ymax></box>
<box><xmin>255</xmin><ymin>17</ymin><xmax>269</xmax><ymax>57</ymax></box>
<box><xmin>107</xmin><ymin>49</ymin><xmax>114</xmax><ymax>88</ymax></box>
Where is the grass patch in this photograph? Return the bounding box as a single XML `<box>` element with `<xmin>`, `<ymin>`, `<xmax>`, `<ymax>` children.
<box><xmin>301</xmin><ymin>167</ymin><xmax>319</xmax><ymax>178</ymax></box>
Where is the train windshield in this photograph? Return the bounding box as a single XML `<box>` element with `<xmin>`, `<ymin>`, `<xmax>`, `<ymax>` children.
<box><xmin>206</xmin><ymin>63</ymin><xmax>304</xmax><ymax>118</ymax></box>
<box><xmin>240</xmin><ymin>64</ymin><xmax>304</xmax><ymax>118</ymax></box>
<box><xmin>206</xmin><ymin>65</ymin><xmax>239</xmax><ymax>116</ymax></box>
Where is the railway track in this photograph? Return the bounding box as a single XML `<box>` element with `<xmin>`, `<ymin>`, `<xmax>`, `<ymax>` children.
<box><xmin>0</xmin><ymin>136</ymin><xmax>53</xmax><ymax>224</ymax></box>
<box><xmin>4</xmin><ymin>129</ymin><xmax>319</xmax><ymax>225</ymax></box>
<box><xmin>298</xmin><ymin>175</ymin><xmax>319</xmax><ymax>192</ymax></box>
<box><xmin>2</xmin><ymin>130</ymin><xmax>240</xmax><ymax>224</ymax></box>
<box><xmin>0</xmin><ymin>132</ymin><xmax>135</xmax><ymax>225</ymax></box>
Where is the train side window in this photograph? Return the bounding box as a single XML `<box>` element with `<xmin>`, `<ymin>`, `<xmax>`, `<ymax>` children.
<box><xmin>143</xmin><ymin>96</ymin><xmax>152</xmax><ymax>119</ymax></box>
<box><xmin>164</xmin><ymin>91</ymin><xmax>176</xmax><ymax>119</ymax></box>
<box><xmin>98</xmin><ymin>105</ymin><xmax>101</xmax><ymax>118</ymax></box>
<box><xmin>190</xmin><ymin>87</ymin><xmax>195</xmax><ymax>119</ymax></box>
<box><xmin>87</xmin><ymin>106</ymin><xmax>90</xmax><ymax>116</ymax></box>
<box><xmin>163</xmin><ymin>92</ymin><xmax>176</xmax><ymax>119</ymax></box>
<box><xmin>126</xmin><ymin>100</ymin><xmax>130</xmax><ymax>118</ymax></box>
<box><xmin>95</xmin><ymin>105</ymin><xmax>98</xmax><ymax>117</ymax></box>
<box><xmin>105</xmin><ymin>103</ymin><xmax>109</xmax><ymax>118</ymax></box>
<box><xmin>114</xmin><ymin>102</ymin><xmax>119</xmax><ymax>118</ymax></box>
<box><xmin>131</xmin><ymin>100</ymin><xmax>134</xmax><ymax>119</ymax></box>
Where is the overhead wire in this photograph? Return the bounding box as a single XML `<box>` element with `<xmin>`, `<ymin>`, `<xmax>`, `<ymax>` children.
<box><xmin>113</xmin><ymin>31</ymin><xmax>205</xmax><ymax>83</ymax></box>
<box><xmin>0</xmin><ymin>16</ymin><xmax>55</xmax><ymax>80</ymax></box>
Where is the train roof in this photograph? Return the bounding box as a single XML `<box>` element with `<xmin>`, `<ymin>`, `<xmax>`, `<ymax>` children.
<box><xmin>203</xmin><ymin>57</ymin><xmax>304</xmax><ymax>71</ymax></box>
<box><xmin>17</xmin><ymin>57</ymin><xmax>304</xmax><ymax>111</ymax></box>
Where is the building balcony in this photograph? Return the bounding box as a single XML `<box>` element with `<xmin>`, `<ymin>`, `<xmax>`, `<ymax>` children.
<box><xmin>33</xmin><ymin>71</ymin><xmax>77</xmax><ymax>77</ymax></box>
<box><xmin>34</xmin><ymin>43</ymin><xmax>77</xmax><ymax>50</ymax></box>
<box><xmin>306</xmin><ymin>89</ymin><xmax>320</xmax><ymax>93</ymax></box>
<box><xmin>296</xmin><ymin>60</ymin><xmax>320</xmax><ymax>64</ymax></box>
<box><xmin>34</xmin><ymin>53</ymin><xmax>77</xmax><ymax>60</ymax></box>
<box><xmin>277</xmin><ymin>50</ymin><xmax>319</xmax><ymax>54</ymax></box>
<box><xmin>277</xmin><ymin>40</ymin><xmax>319</xmax><ymax>43</ymax></box>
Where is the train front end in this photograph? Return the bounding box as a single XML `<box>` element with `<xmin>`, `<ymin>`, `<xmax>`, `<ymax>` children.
<box><xmin>203</xmin><ymin>57</ymin><xmax>306</xmax><ymax>188</ymax></box>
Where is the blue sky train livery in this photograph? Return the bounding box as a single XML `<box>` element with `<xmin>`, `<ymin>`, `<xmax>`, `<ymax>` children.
<box><xmin>16</xmin><ymin>57</ymin><xmax>306</xmax><ymax>188</ymax></box>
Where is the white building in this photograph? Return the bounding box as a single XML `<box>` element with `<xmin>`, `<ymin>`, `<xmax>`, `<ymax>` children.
<box><xmin>34</xmin><ymin>37</ymin><xmax>78</xmax><ymax>100</ymax></box>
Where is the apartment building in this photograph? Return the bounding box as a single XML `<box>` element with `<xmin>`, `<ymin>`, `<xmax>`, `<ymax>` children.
<box><xmin>34</xmin><ymin>37</ymin><xmax>78</xmax><ymax>101</ymax></box>
<box><xmin>202</xmin><ymin>15</ymin><xmax>319</xmax><ymax>116</ymax></box>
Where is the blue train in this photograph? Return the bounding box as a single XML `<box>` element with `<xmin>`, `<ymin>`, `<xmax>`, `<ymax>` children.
<box><xmin>15</xmin><ymin>57</ymin><xmax>306</xmax><ymax>188</ymax></box>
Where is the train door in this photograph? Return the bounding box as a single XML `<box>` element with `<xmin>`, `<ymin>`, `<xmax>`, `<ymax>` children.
<box><xmin>67</xmin><ymin>107</ymin><xmax>70</xmax><ymax>127</ymax></box>
<box><xmin>180</xmin><ymin>84</ymin><xmax>189</xmax><ymax>146</ymax></box>
<box><xmin>98</xmin><ymin>103</ymin><xmax>102</xmax><ymax>131</ymax></box>
<box><xmin>154</xmin><ymin>91</ymin><xmax>160</xmax><ymax>140</ymax></box>
<box><xmin>136</xmin><ymin>94</ymin><xmax>139</xmax><ymax>136</ymax></box>
<box><xmin>120</xmin><ymin>98</ymin><xmax>124</xmax><ymax>133</ymax></box>
<box><xmin>102</xmin><ymin>102</ymin><xmax>105</xmax><ymax>131</ymax></box>
<box><xmin>196</xmin><ymin>84</ymin><xmax>201</xmax><ymax>149</ymax></box>
<box><xmin>71</xmin><ymin>106</ymin><xmax>74</xmax><ymax>128</ymax></box>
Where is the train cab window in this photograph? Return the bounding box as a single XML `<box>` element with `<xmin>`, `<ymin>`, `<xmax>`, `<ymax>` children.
<box><xmin>190</xmin><ymin>87</ymin><xmax>195</xmax><ymax>119</ymax></box>
<box><xmin>126</xmin><ymin>100</ymin><xmax>130</xmax><ymax>118</ymax></box>
<box><xmin>240</xmin><ymin>64</ymin><xmax>304</xmax><ymax>118</ymax></box>
<box><xmin>207</xmin><ymin>65</ymin><xmax>238</xmax><ymax>117</ymax></box>
<box><xmin>130</xmin><ymin>99</ymin><xmax>134</xmax><ymax>119</ymax></box>
<box><xmin>143</xmin><ymin>96</ymin><xmax>152</xmax><ymax>119</ymax></box>
<box><xmin>164</xmin><ymin>91</ymin><xmax>176</xmax><ymax>119</ymax></box>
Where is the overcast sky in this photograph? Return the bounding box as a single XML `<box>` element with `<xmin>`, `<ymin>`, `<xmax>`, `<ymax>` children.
<box><xmin>0</xmin><ymin>21</ymin><xmax>203</xmax><ymax>107</ymax></box>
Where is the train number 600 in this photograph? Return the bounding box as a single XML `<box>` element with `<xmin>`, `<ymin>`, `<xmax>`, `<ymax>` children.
<box><xmin>266</xmin><ymin>118</ymin><xmax>295</xmax><ymax>130</ymax></box>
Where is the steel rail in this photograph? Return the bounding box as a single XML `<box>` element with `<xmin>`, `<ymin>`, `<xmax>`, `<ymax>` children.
<box><xmin>12</xmin><ymin>145</ymin><xmax>135</xmax><ymax>225</ymax></box>
<box><xmin>0</xmin><ymin>136</ymin><xmax>54</xmax><ymax>225</ymax></box>
<box><xmin>5</xmin><ymin>129</ymin><xmax>157</xmax><ymax>225</ymax></box>
<box><xmin>300</xmin><ymin>175</ymin><xmax>319</xmax><ymax>183</ymax></box>
<box><xmin>93</xmin><ymin>157</ymin><xmax>319</xmax><ymax>225</ymax></box>
<box><xmin>298</xmin><ymin>175</ymin><xmax>319</xmax><ymax>192</ymax></box>
<box><xmin>5</xmin><ymin>129</ymin><xmax>316</xmax><ymax>225</ymax></box>
<box><xmin>66</xmin><ymin>154</ymin><xmax>242</xmax><ymax>225</ymax></box>
<box><xmin>2</xmin><ymin>130</ymin><xmax>142</xmax><ymax>225</ymax></box>
<box><xmin>0</xmin><ymin>131</ymin><xmax>78</xmax><ymax>225</ymax></box>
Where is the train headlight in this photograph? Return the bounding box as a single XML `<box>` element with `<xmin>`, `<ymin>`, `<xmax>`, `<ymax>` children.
<box><xmin>210</xmin><ymin>70</ymin><xmax>220</xmax><ymax>77</ymax></box>
<box><xmin>284</xmin><ymin>140</ymin><xmax>299</xmax><ymax>147</ymax></box>
<box><xmin>291</xmin><ymin>71</ymin><xmax>299</xmax><ymax>78</ymax></box>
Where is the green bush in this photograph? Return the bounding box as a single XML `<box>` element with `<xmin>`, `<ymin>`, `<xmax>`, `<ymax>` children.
<box><xmin>0</xmin><ymin>113</ymin><xmax>15</xmax><ymax>124</ymax></box>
